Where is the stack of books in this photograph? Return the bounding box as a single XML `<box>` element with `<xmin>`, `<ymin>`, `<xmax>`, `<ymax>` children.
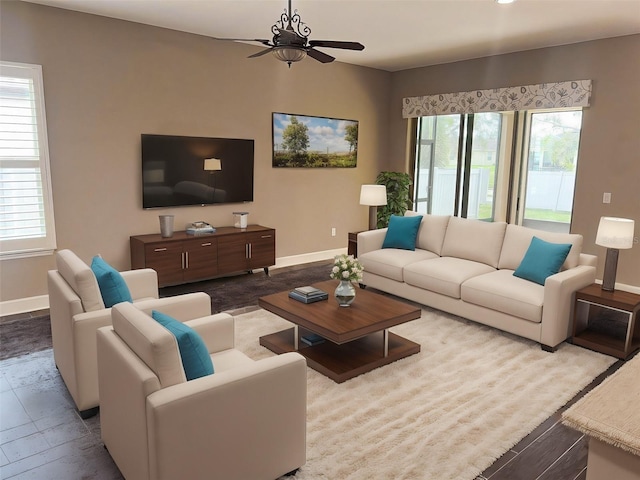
<box><xmin>300</xmin><ymin>333</ymin><xmax>325</xmax><ymax>346</ymax></box>
<box><xmin>186</xmin><ymin>222</ymin><xmax>216</xmax><ymax>235</ymax></box>
<box><xmin>288</xmin><ymin>286</ymin><xmax>329</xmax><ymax>304</ymax></box>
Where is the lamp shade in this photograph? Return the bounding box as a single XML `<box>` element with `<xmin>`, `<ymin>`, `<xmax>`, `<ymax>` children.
<box><xmin>595</xmin><ymin>217</ymin><xmax>635</xmax><ymax>249</ymax></box>
<box><xmin>203</xmin><ymin>158</ymin><xmax>222</xmax><ymax>171</ymax></box>
<box><xmin>359</xmin><ymin>185</ymin><xmax>387</xmax><ymax>206</ymax></box>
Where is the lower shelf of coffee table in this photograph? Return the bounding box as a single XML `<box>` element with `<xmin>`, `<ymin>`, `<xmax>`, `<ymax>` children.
<box><xmin>259</xmin><ymin>327</ymin><xmax>420</xmax><ymax>383</ymax></box>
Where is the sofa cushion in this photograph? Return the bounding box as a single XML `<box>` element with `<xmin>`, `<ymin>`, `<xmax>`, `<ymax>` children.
<box><xmin>382</xmin><ymin>214</ymin><xmax>423</xmax><ymax>250</ymax></box>
<box><xmin>404</xmin><ymin>211</ymin><xmax>450</xmax><ymax>255</ymax></box>
<box><xmin>404</xmin><ymin>257</ymin><xmax>495</xmax><ymax>299</ymax></box>
<box><xmin>91</xmin><ymin>256</ymin><xmax>133</xmax><ymax>308</ymax></box>
<box><xmin>441</xmin><ymin>217</ymin><xmax>507</xmax><ymax>268</ymax></box>
<box><xmin>359</xmin><ymin>249</ymin><xmax>438</xmax><ymax>282</ymax></box>
<box><xmin>461</xmin><ymin>270</ymin><xmax>544</xmax><ymax>323</ymax></box>
<box><xmin>152</xmin><ymin>310</ymin><xmax>214</xmax><ymax>381</ymax></box>
<box><xmin>513</xmin><ymin>237</ymin><xmax>572</xmax><ymax>286</ymax></box>
<box><xmin>498</xmin><ymin>223</ymin><xmax>583</xmax><ymax>271</ymax></box>
<box><xmin>56</xmin><ymin>249</ymin><xmax>105</xmax><ymax>312</ymax></box>
<box><xmin>111</xmin><ymin>303</ymin><xmax>186</xmax><ymax>388</ymax></box>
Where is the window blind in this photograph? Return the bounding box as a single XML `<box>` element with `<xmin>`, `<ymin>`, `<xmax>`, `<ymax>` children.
<box><xmin>0</xmin><ymin>62</ymin><xmax>56</xmax><ymax>258</ymax></box>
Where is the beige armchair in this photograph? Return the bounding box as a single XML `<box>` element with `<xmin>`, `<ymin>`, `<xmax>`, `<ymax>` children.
<box><xmin>97</xmin><ymin>302</ymin><xmax>307</xmax><ymax>480</ymax></box>
<box><xmin>47</xmin><ymin>249</ymin><xmax>212</xmax><ymax>417</ymax></box>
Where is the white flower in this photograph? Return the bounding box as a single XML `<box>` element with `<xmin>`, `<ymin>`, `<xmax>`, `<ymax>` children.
<box><xmin>330</xmin><ymin>254</ymin><xmax>364</xmax><ymax>282</ymax></box>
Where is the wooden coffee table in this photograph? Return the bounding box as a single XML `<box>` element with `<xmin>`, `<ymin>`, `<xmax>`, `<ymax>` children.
<box><xmin>258</xmin><ymin>280</ymin><xmax>421</xmax><ymax>383</ymax></box>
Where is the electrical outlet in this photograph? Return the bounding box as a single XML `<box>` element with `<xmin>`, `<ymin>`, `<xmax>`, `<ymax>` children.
<box><xmin>331</xmin><ymin>227</ymin><xmax>336</xmax><ymax>237</ymax></box>
<box><xmin>603</xmin><ymin>192</ymin><xmax>611</xmax><ymax>204</ymax></box>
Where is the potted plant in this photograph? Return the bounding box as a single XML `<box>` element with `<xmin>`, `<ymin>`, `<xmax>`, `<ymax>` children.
<box><xmin>375</xmin><ymin>171</ymin><xmax>413</xmax><ymax>228</ymax></box>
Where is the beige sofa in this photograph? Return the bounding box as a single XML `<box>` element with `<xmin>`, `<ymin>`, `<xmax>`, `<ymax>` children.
<box><xmin>358</xmin><ymin>213</ymin><xmax>597</xmax><ymax>350</ymax></box>
<box><xmin>47</xmin><ymin>249</ymin><xmax>213</xmax><ymax>417</ymax></box>
<box><xmin>98</xmin><ymin>302</ymin><xmax>307</xmax><ymax>480</ymax></box>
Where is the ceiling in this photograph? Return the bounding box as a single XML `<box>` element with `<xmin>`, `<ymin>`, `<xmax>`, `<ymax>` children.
<box><xmin>23</xmin><ymin>0</ymin><xmax>640</xmax><ymax>71</ymax></box>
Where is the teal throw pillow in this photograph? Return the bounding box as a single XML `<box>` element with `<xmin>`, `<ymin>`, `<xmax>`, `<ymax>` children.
<box><xmin>513</xmin><ymin>236</ymin><xmax>572</xmax><ymax>286</ymax></box>
<box><xmin>382</xmin><ymin>214</ymin><xmax>423</xmax><ymax>251</ymax></box>
<box><xmin>152</xmin><ymin>310</ymin><xmax>214</xmax><ymax>380</ymax></box>
<box><xmin>90</xmin><ymin>256</ymin><xmax>133</xmax><ymax>308</ymax></box>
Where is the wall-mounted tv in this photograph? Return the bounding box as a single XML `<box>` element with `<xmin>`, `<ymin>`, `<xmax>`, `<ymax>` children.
<box><xmin>141</xmin><ymin>134</ymin><xmax>254</xmax><ymax>209</ymax></box>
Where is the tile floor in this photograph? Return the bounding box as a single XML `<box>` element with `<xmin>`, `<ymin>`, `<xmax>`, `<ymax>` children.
<box><xmin>0</xmin><ymin>349</ymin><xmax>122</xmax><ymax>479</ymax></box>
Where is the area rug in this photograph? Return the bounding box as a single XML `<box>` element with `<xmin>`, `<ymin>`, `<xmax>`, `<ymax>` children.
<box><xmin>233</xmin><ymin>307</ymin><xmax>616</xmax><ymax>480</ymax></box>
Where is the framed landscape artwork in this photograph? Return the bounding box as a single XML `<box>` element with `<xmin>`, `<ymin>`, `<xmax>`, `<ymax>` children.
<box><xmin>272</xmin><ymin>112</ymin><xmax>359</xmax><ymax>168</ymax></box>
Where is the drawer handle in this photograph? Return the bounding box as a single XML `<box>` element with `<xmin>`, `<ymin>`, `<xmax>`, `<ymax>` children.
<box><xmin>154</xmin><ymin>248</ymin><xmax>167</xmax><ymax>252</ymax></box>
<box><xmin>261</xmin><ymin>235</ymin><xmax>272</xmax><ymax>239</ymax></box>
<box><xmin>201</xmin><ymin>242</ymin><xmax>212</xmax><ymax>247</ymax></box>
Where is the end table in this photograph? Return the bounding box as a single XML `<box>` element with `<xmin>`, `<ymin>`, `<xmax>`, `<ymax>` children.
<box><xmin>571</xmin><ymin>283</ymin><xmax>640</xmax><ymax>359</ymax></box>
<box><xmin>348</xmin><ymin>231</ymin><xmax>365</xmax><ymax>257</ymax></box>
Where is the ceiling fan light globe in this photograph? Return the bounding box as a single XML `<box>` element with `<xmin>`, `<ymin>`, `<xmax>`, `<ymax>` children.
<box><xmin>272</xmin><ymin>46</ymin><xmax>307</xmax><ymax>63</ymax></box>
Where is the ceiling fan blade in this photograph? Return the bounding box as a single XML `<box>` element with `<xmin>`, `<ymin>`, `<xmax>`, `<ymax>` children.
<box><xmin>213</xmin><ymin>37</ymin><xmax>272</xmax><ymax>47</ymax></box>
<box><xmin>308</xmin><ymin>48</ymin><xmax>335</xmax><ymax>64</ymax></box>
<box><xmin>248</xmin><ymin>47</ymin><xmax>274</xmax><ymax>59</ymax></box>
<box><xmin>308</xmin><ymin>40</ymin><xmax>364</xmax><ymax>51</ymax></box>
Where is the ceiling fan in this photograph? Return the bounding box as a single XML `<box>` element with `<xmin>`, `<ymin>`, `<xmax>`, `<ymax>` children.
<box><xmin>214</xmin><ymin>0</ymin><xmax>365</xmax><ymax>67</ymax></box>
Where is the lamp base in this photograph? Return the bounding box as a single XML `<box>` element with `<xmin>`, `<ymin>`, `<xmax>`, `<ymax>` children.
<box><xmin>601</xmin><ymin>248</ymin><xmax>619</xmax><ymax>292</ymax></box>
<box><xmin>368</xmin><ymin>206</ymin><xmax>378</xmax><ymax>230</ymax></box>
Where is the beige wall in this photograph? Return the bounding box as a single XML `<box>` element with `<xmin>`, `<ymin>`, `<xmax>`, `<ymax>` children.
<box><xmin>389</xmin><ymin>35</ymin><xmax>640</xmax><ymax>287</ymax></box>
<box><xmin>2</xmin><ymin>3</ymin><xmax>638</xmax><ymax>305</ymax></box>
<box><xmin>0</xmin><ymin>2</ymin><xmax>391</xmax><ymax>302</ymax></box>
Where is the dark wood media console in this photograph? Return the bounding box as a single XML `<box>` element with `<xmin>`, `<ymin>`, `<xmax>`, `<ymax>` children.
<box><xmin>130</xmin><ymin>225</ymin><xmax>275</xmax><ymax>287</ymax></box>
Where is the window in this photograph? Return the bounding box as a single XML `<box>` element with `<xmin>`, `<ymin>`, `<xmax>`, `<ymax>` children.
<box><xmin>0</xmin><ymin>61</ymin><xmax>56</xmax><ymax>258</ymax></box>
<box><xmin>413</xmin><ymin>108</ymin><xmax>583</xmax><ymax>233</ymax></box>
<box><xmin>414</xmin><ymin>112</ymin><xmax>505</xmax><ymax>221</ymax></box>
<box><xmin>517</xmin><ymin>110</ymin><xmax>583</xmax><ymax>233</ymax></box>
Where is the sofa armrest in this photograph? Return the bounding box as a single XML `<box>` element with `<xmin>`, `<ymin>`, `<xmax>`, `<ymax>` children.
<box><xmin>146</xmin><ymin>352</ymin><xmax>307</xmax><ymax>480</ymax></box>
<box><xmin>358</xmin><ymin>228</ymin><xmax>388</xmax><ymax>256</ymax></box>
<box><xmin>541</xmin><ymin>265</ymin><xmax>596</xmax><ymax>348</ymax></box>
<box><xmin>185</xmin><ymin>313</ymin><xmax>235</xmax><ymax>353</ymax></box>
<box><xmin>121</xmin><ymin>269</ymin><xmax>159</xmax><ymax>300</ymax></box>
<box><xmin>134</xmin><ymin>292</ymin><xmax>212</xmax><ymax>321</ymax></box>
<box><xmin>579</xmin><ymin>253</ymin><xmax>598</xmax><ymax>268</ymax></box>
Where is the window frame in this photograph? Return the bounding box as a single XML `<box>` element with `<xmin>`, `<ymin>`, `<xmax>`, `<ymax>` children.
<box><xmin>0</xmin><ymin>61</ymin><xmax>56</xmax><ymax>259</ymax></box>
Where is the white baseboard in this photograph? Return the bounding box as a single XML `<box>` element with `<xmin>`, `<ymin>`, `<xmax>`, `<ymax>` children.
<box><xmin>0</xmin><ymin>248</ymin><xmax>347</xmax><ymax>316</ymax></box>
<box><xmin>0</xmin><ymin>295</ymin><xmax>50</xmax><ymax>317</ymax></box>
<box><xmin>272</xmin><ymin>248</ymin><xmax>345</xmax><ymax>270</ymax></box>
<box><xmin>594</xmin><ymin>279</ymin><xmax>640</xmax><ymax>295</ymax></box>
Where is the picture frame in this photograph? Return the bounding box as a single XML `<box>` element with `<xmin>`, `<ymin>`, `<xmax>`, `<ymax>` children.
<box><xmin>272</xmin><ymin>112</ymin><xmax>358</xmax><ymax>168</ymax></box>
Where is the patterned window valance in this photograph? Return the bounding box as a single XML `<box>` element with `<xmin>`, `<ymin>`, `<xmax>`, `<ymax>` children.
<box><xmin>402</xmin><ymin>80</ymin><xmax>592</xmax><ymax>118</ymax></box>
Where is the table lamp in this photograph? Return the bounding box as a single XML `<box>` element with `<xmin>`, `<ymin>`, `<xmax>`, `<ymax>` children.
<box><xmin>360</xmin><ymin>185</ymin><xmax>387</xmax><ymax>230</ymax></box>
<box><xmin>595</xmin><ymin>216</ymin><xmax>635</xmax><ymax>291</ymax></box>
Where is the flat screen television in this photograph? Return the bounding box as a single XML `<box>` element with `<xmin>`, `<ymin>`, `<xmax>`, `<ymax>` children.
<box><xmin>141</xmin><ymin>134</ymin><xmax>254</xmax><ymax>209</ymax></box>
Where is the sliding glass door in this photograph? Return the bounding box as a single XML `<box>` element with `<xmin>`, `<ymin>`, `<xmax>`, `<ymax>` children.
<box><xmin>414</xmin><ymin>113</ymin><xmax>502</xmax><ymax>221</ymax></box>
<box><xmin>413</xmin><ymin>108</ymin><xmax>583</xmax><ymax>233</ymax></box>
<box><xmin>519</xmin><ymin>110</ymin><xmax>583</xmax><ymax>233</ymax></box>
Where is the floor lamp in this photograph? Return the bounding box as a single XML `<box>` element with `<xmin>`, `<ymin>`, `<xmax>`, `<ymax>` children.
<box><xmin>204</xmin><ymin>158</ymin><xmax>222</xmax><ymax>198</ymax></box>
<box><xmin>595</xmin><ymin>216</ymin><xmax>635</xmax><ymax>291</ymax></box>
<box><xmin>360</xmin><ymin>185</ymin><xmax>387</xmax><ymax>230</ymax></box>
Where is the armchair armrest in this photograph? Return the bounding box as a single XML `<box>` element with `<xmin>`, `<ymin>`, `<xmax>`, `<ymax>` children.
<box><xmin>146</xmin><ymin>352</ymin><xmax>307</xmax><ymax>480</ymax></box>
<box><xmin>185</xmin><ymin>313</ymin><xmax>235</xmax><ymax>353</ymax></box>
<box><xmin>121</xmin><ymin>269</ymin><xmax>159</xmax><ymax>300</ymax></box>
<box><xmin>358</xmin><ymin>228</ymin><xmax>388</xmax><ymax>256</ymax></box>
<box><xmin>134</xmin><ymin>292</ymin><xmax>212</xmax><ymax>321</ymax></box>
<box><xmin>69</xmin><ymin>308</ymin><xmax>116</xmax><ymax>410</ymax></box>
<box><xmin>541</xmin><ymin>265</ymin><xmax>596</xmax><ymax>348</ymax></box>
